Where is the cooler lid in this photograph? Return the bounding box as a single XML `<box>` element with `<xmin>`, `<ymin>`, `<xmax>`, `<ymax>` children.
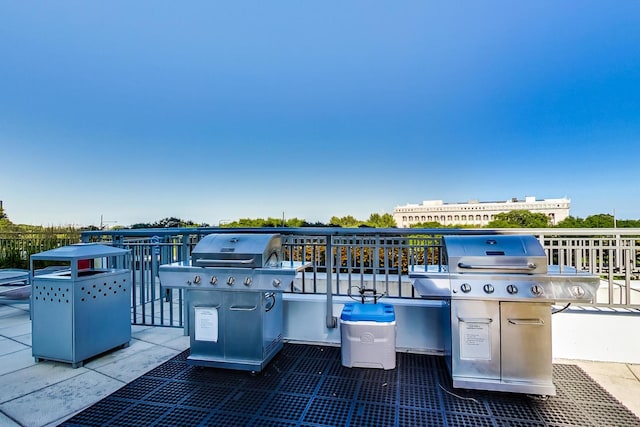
<box><xmin>340</xmin><ymin>303</ymin><xmax>395</xmax><ymax>322</ymax></box>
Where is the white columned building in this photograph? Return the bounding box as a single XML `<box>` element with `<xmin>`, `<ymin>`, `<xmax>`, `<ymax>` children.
<box><xmin>393</xmin><ymin>196</ymin><xmax>570</xmax><ymax>228</ymax></box>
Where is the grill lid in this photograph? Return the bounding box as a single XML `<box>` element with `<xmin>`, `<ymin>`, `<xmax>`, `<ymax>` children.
<box><xmin>191</xmin><ymin>233</ymin><xmax>281</xmax><ymax>268</ymax></box>
<box><xmin>444</xmin><ymin>235</ymin><xmax>547</xmax><ymax>274</ymax></box>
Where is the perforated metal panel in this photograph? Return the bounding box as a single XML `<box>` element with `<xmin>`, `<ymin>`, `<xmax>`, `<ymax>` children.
<box><xmin>60</xmin><ymin>344</ymin><xmax>640</xmax><ymax>427</ymax></box>
<box><xmin>31</xmin><ymin>270</ymin><xmax>131</xmax><ymax>367</ymax></box>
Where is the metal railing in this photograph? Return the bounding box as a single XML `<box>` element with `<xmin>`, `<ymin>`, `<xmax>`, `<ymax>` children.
<box><xmin>75</xmin><ymin>227</ymin><xmax>640</xmax><ymax>326</ymax></box>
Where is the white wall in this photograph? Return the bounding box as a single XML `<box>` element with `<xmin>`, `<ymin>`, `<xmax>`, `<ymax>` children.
<box><xmin>283</xmin><ymin>294</ymin><xmax>640</xmax><ymax>364</ymax></box>
<box><xmin>552</xmin><ymin>311</ymin><xmax>640</xmax><ymax>364</ymax></box>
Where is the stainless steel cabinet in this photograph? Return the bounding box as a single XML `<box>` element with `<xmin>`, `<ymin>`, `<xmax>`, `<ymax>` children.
<box><xmin>448</xmin><ymin>299</ymin><xmax>555</xmax><ymax>395</ymax></box>
<box><xmin>500</xmin><ymin>301</ymin><xmax>552</xmax><ymax>385</ymax></box>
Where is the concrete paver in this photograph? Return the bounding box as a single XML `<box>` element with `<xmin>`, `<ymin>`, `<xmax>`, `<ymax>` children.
<box><xmin>1</xmin><ymin>370</ymin><xmax>124</xmax><ymax>427</ymax></box>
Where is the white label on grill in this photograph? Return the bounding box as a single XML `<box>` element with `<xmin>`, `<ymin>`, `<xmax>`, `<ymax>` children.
<box><xmin>194</xmin><ymin>307</ymin><xmax>218</xmax><ymax>342</ymax></box>
<box><xmin>460</xmin><ymin>321</ymin><xmax>491</xmax><ymax>360</ymax></box>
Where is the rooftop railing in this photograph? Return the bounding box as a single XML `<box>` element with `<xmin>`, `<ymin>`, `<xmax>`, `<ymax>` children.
<box><xmin>73</xmin><ymin>227</ymin><xmax>640</xmax><ymax>327</ymax></box>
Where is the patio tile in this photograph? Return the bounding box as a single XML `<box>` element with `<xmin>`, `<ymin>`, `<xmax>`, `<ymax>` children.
<box><xmin>0</xmin><ymin>411</ymin><xmax>20</xmax><ymax>427</ymax></box>
<box><xmin>0</xmin><ymin>348</ymin><xmax>36</xmax><ymax>377</ymax></box>
<box><xmin>0</xmin><ymin>360</ymin><xmax>88</xmax><ymax>403</ymax></box>
<box><xmin>0</xmin><ymin>337</ymin><xmax>29</xmax><ymax>356</ymax></box>
<box><xmin>83</xmin><ymin>338</ymin><xmax>155</xmax><ymax>370</ymax></box>
<box><xmin>132</xmin><ymin>325</ymin><xmax>187</xmax><ymax>346</ymax></box>
<box><xmin>10</xmin><ymin>332</ymin><xmax>31</xmax><ymax>347</ymax></box>
<box><xmin>0</xmin><ymin>320</ymin><xmax>31</xmax><ymax>338</ymax></box>
<box><xmin>90</xmin><ymin>344</ymin><xmax>180</xmax><ymax>383</ymax></box>
<box><xmin>0</xmin><ymin>370</ymin><xmax>123</xmax><ymax>427</ymax></box>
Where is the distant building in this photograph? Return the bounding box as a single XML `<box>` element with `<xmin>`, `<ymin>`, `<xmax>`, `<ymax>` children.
<box><xmin>393</xmin><ymin>196</ymin><xmax>570</xmax><ymax>228</ymax></box>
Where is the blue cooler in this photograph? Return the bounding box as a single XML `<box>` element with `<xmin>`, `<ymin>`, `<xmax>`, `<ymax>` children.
<box><xmin>340</xmin><ymin>303</ymin><xmax>396</xmax><ymax>370</ymax></box>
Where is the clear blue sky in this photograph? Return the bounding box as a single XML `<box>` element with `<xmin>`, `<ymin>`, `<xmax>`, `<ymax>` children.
<box><xmin>1</xmin><ymin>1</ymin><xmax>639</xmax><ymax>227</ymax></box>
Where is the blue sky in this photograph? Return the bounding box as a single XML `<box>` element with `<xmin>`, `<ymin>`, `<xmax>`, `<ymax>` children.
<box><xmin>1</xmin><ymin>1</ymin><xmax>639</xmax><ymax>227</ymax></box>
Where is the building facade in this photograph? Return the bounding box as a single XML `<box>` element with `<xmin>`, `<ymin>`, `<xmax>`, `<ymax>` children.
<box><xmin>393</xmin><ymin>196</ymin><xmax>570</xmax><ymax>228</ymax></box>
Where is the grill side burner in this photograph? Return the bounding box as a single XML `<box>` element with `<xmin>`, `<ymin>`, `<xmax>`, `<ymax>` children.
<box><xmin>159</xmin><ymin>233</ymin><xmax>308</xmax><ymax>372</ymax></box>
<box><xmin>409</xmin><ymin>234</ymin><xmax>600</xmax><ymax>396</ymax></box>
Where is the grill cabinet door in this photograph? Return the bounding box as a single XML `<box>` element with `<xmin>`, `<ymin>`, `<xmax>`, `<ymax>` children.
<box><xmin>451</xmin><ymin>300</ymin><xmax>501</xmax><ymax>381</ymax></box>
<box><xmin>500</xmin><ymin>302</ymin><xmax>552</xmax><ymax>384</ymax></box>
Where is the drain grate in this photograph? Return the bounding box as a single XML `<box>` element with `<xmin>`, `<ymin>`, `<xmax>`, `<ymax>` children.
<box><xmin>60</xmin><ymin>344</ymin><xmax>640</xmax><ymax>427</ymax></box>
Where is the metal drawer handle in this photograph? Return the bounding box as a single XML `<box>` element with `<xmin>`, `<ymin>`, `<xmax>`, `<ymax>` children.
<box><xmin>457</xmin><ymin>263</ymin><xmax>537</xmax><ymax>271</ymax></box>
<box><xmin>458</xmin><ymin>317</ymin><xmax>493</xmax><ymax>324</ymax></box>
<box><xmin>194</xmin><ymin>258</ymin><xmax>255</xmax><ymax>266</ymax></box>
<box><xmin>229</xmin><ymin>305</ymin><xmax>257</xmax><ymax>311</ymax></box>
<box><xmin>508</xmin><ymin>318</ymin><xmax>545</xmax><ymax>326</ymax></box>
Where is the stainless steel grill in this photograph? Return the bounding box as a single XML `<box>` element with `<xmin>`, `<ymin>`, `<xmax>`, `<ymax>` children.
<box><xmin>409</xmin><ymin>234</ymin><xmax>600</xmax><ymax>396</ymax></box>
<box><xmin>159</xmin><ymin>233</ymin><xmax>307</xmax><ymax>372</ymax></box>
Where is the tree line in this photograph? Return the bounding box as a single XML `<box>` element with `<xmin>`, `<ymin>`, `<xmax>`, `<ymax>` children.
<box><xmin>2</xmin><ymin>203</ymin><xmax>640</xmax><ymax>232</ymax></box>
<box><xmin>116</xmin><ymin>210</ymin><xmax>640</xmax><ymax>229</ymax></box>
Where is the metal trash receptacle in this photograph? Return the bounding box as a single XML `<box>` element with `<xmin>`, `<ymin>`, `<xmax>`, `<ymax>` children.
<box><xmin>340</xmin><ymin>303</ymin><xmax>396</xmax><ymax>370</ymax></box>
<box><xmin>30</xmin><ymin>244</ymin><xmax>131</xmax><ymax>368</ymax></box>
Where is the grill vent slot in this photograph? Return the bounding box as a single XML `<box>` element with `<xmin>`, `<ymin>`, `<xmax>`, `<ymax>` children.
<box><xmin>486</xmin><ymin>251</ymin><xmax>505</xmax><ymax>256</ymax></box>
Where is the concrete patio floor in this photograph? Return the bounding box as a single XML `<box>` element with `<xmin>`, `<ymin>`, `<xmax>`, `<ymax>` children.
<box><xmin>1</xmin><ymin>301</ymin><xmax>639</xmax><ymax>427</ymax></box>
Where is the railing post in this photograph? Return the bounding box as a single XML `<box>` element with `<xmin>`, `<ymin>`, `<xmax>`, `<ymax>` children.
<box><xmin>326</xmin><ymin>237</ymin><xmax>337</xmax><ymax>328</ymax></box>
<box><xmin>181</xmin><ymin>234</ymin><xmax>190</xmax><ymax>262</ymax></box>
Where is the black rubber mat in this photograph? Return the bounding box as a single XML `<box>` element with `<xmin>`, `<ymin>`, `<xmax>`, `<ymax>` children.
<box><xmin>61</xmin><ymin>344</ymin><xmax>640</xmax><ymax>427</ymax></box>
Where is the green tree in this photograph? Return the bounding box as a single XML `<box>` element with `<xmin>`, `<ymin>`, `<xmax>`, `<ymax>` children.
<box><xmin>555</xmin><ymin>216</ymin><xmax>586</xmax><ymax>228</ymax></box>
<box><xmin>130</xmin><ymin>217</ymin><xmax>209</xmax><ymax>229</ymax></box>
<box><xmin>365</xmin><ymin>213</ymin><xmax>397</xmax><ymax>228</ymax></box>
<box><xmin>583</xmin><ymin>214</ymin><xmax>615</xmax><ymax>228</ymax></box>
<box><xmin>616</xmin><ymin>219</ymin><xmax>640</xmax><ymax>228</ymax></box>
<box><xmin>487</xmin><ymin>210</ymin><xmax>550</xmax><ymax>228</ymax></box>
<box><xmin>0</xmin><ymin>205</ymin><xmax>14</xmax><ymax>230</ymax></box>
<box><xmin>410</xmin><ymin>221</ymin><xmax>444</xmax><ymax>228</ymax></box>
<box><xmin>329</xmin><ymin>215</ymin><xmax>362</xmax><ymax>228</ymax></box>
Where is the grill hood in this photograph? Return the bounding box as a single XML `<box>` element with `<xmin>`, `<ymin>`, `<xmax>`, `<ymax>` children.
<box><xmin>444</xmin><ymin>235</ymin><xmax>548</xmax><ymax>275</ymax></box>
<box><xmin>191</xmin><ymin>234</ymin><xmax>281</xmax><ymax>269</ymax></box>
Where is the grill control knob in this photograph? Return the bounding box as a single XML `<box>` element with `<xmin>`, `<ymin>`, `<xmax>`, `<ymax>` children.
<box><xmin>244</xmin><ymin>277</ymin><xmax>252</xmax><ymax>286</ymax></box>
<box><xmin>506</xmin><ymin>284</ymin><xmax>518</xmax><ymax>294</ymax></box>
<box><xmin>460</xmin><ymin>283</ymin><xmax>472</xmax><ymax>293</ymax></box>
<box><xmin>272</xmin><ymin>279</ymin><xmax>281</xmax><ymax>288</ymax></box>
<box><xmin>531</xmin><ymin>284</ymin><xmax>544</xmax><ymax>296</ymax></box>
<box><xmin>193</xmin><ymin>275</ymin><xmax>201</xmax><ymax>285</ymax></box>
<box><xmin>227</xmin><ymin>276</ymin><xmax>235</xmax><ymax>286</ymax></box>
<box><xmin>210</xmin><ymin>276</ymin><xmax>218</xmax><ymax>286</ymax></box>
<box><xmin>571</xmin><ymin>285</ymin><xmax>586</xmax><ymax>298</ymax></box>
<box><xmin>483</xmin><ymin>284</ymin><xmax>494</xmax><ymax>294</ymax></box>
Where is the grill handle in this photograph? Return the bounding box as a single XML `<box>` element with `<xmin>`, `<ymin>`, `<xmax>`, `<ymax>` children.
<box><xmin>457</xmin><ymin>317</ymin><xmax>493</xmax><ymax>323</ymax></box>
<box><xmin>507</xmin><ymin>318</ymin><xmax>545</xmax><ymax>326</ymax></box>
<box><xmin>194</xmin><ymin>258</ymin><xmax>256</xmax><ymax>267</ymax></box>
<box><xmin>457</xmin><ymin>262</ymin><xmax>537</xmax><ymax>272</ymax></box>
<box><xmin>229</xmin><ymin>305</ymin><xmax>257</xmax><ymax>311</ymax></box>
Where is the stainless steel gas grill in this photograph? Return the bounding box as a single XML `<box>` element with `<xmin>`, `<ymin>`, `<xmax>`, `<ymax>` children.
<box><xmin>409</xmin><ymin>234</ymin><xmax>600</xmax><ymax>396</ymax></box>
<box><xmin>159</xmin><ymin>233</ymin><xmax>308</xmax><ymax>372</ymax></box>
